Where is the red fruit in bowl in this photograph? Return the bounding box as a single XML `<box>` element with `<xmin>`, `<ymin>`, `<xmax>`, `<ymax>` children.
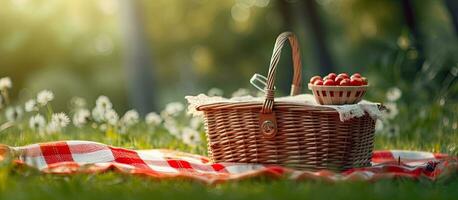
<box><xmin>337</xmin><ymin>73</ymin><xmax>349</xmax><ymax>79</ymax></box>
<box><xmin>324</xmin><ymin>79</ymin><xmax>336</xmax><ymax>86</ymax></box>
<box><xmin>351</xmin><ymin>73</ymin><xmax>361</xmax><ymax>79</ymax></box>
<box><xmin>361</xmin><ymin>77</ymin><xmax>368</xmax><ymax>85</ymax></box>
<box><xmin>310</xmin><ymin>76</ymin><xmax>322</xmax><ymax>84</ymax></box>
<box><xmin>335</xmin><ymin>76</ymin><xmax>344</xmax><ymax>83</ymax></box>
<box><xmin>339</xmin><ymin>78</ymin><xmax>351</xmax><ymax>86</ymax></box>
<box><xmin>314</xmin><ymin>80</ymin><xmax>324</xmax><ymax>85</ymax></box>
<box><xmin>350</xmin><ymin>77</ymin><xmax>363</xmax><ymax>86</ymax></box>
<box><xmin>327</xmin><ymin>73</ymin><xmax>337</xmax><ymax>81</ymax></box>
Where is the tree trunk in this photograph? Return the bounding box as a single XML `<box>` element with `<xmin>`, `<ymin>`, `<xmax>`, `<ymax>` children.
<box><xmin>401</xmin><ymin>0</ymin><xmax>425</xmax><ymax>72</ymax></box>
<box><xmin>119</xmin><ymin>0</ymin><xmax>156</xmax><ymax>115</ymax></box>
<box><xmin>444</xmin><ymin>0</ymin><xmax>458</xmax><ymax>35</ymax></box>
<box><xmin>301</xmin><ymin>0</ymin><xmax>334</xmax><ymax>74</ymax></box>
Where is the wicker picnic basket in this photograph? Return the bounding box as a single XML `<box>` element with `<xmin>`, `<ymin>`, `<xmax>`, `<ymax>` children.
<box><xmin>196</xmin><ymin>32</ymin><xmax>376</xmax><ymax>171</ymax></box>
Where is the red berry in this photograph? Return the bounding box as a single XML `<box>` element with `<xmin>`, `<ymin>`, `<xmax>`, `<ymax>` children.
<box><xmin>335</xmin><ymin>76</ymin><xmax>344</xmax><ymax>83</ymax></box>
<box><xmin>314</xmin><ymin>80</ymin><xmax>324</xmax><ymax>85</ymax></box>
<box><xmin>327</xmin><ymin>73</ymin><xmax>337</xmax><ymax>81</ymax></box>
<box><xmin>310</xmin><ymin>76</ymin><xmax>322</xmax><ymax>84</ymax></box>
<box><xmin>361</xmin><ymin>77</ymin><xmax>368</xmax><ymax>85</ymax></box>
<box><xmin>337</xmin><ymin>73</ymin><xmax>349</xmax><ymax>79</ymax></box>
<box><xmin>324</xmin><ymin>79</ymin><xmax>336</xmax><ymax>86</ymax></box>
<box><xmin>350</xmin><ymin>77</ymin><xmax>363</xmax><ymax>86</ymax></box>
<box><xmin>339</xmin><ymin>78</ymin><xmax>351</xmax><ymax>86</ymax></box>
<box><xmin>351</xmin><ymin>73</ymin><xmax>362</xmax><ymax>79</ymax></box>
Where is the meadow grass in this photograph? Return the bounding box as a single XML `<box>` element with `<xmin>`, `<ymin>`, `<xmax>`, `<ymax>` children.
<box><xmin>0</xmin><ymin>124</ymin><xmax>456</xmax><ymax>200</ymax></box>
<box><xmin>0</xmin><ymin>72</ymin><xmax>456</xmax><ymax>199</ymax></box>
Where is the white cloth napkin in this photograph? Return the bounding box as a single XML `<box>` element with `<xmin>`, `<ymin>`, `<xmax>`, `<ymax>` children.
<box><xmin>186</xmin><ymin>94</ymin><xmax>382</xmax><ymax>122</ymax></box>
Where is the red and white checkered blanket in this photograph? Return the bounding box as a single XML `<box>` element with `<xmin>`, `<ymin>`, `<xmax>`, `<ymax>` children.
<box><xmin>2</xmin><ymin>140</ymin><xmax>456</xmax><ymax>184</ymax></box>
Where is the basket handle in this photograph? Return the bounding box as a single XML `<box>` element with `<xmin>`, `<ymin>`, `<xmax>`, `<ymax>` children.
<box><xmin>261</xmin><ymin>32</ymin><xmax>302</xmax><ymax>114</ymax></box>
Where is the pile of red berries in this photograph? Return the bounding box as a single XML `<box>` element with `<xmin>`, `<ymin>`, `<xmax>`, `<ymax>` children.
<box><xmin>309</xmin><ymin>73</ymin><xmax>368</xmax><ymax>86</ymax></box>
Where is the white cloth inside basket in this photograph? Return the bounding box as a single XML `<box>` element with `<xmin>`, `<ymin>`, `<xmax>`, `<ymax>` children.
<box><xmin>186</xmin><ymin>94</ymin><xmax>382</xmax><ymax>122</ymax></box>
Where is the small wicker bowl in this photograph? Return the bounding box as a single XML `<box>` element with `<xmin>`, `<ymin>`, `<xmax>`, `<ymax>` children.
<box><xmin>308</xmin><ymin>83</ymin><xmax>368</xmax><ymax>105</ymax></box>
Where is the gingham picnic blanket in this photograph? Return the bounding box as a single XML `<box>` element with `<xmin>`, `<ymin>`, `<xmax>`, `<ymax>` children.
<box><xmin>1</xmin><ymin>140</ymin><xmax>456</xmax><ymax>184</ymax></box>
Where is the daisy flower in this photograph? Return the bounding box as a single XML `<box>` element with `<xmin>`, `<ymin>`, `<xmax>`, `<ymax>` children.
<box><xmin>121</xmin><ymin>109</ymin><xmax>139</xmax><ymax>126</ymax></box>
<box><xmin>162</xmin><ymin>102</ymin><xmax>184</xmax><ymax>117</ymax></box>
<box><xmin>72</xmin><ymin>109</ymin><xmax>91</xmax><ymax>127</ymax></box>
<box><xmin>145</xmin><ymin>112</ymin><xmax>162</xmax><ymax>126</ymax></box>
<box><xmin>70</xmin><ymin>97</ymin><xmax>87</xmax><ymax>109</ymax></box>
<box><xmin>386</xmin><ymin>87</ymin><xmax>402</xmax><ymax>102</ymax></box>
<box><xmin>182</xmin><ymin>127</ymin><xmax>201</xmax><ymax>146</ymax></box>
<box><xmin>164</xmin><ymin>120</ymin><xmax>180</xmax><ymax>138</ymax></box>
<box><xmin>190</xmin><ymin>117</ymin><xmax>203</xmax><ymax>129</ymax></box>
<box><xmin>5</xmin><ymin>106</ymin><xmax>23</xmax><ymax>122</ymax></box>
<box><xmin>51</xmin><ymin>112</ymin><xmax>70</xmax><ymax>128</ymax></box>
<box><xmin>0</xmin><ymin>77</ymin><xmax>12</xmax><ymax>90</ymax></box>
<box><xmin>104</xmin><ymin>109</ymin><xmax>119</xmax><ymax>125</ymax></box>
<box><xmin>375</xmin><ymin>119</ymin><xmax>384</xmax><ymax>132</ymax></box>
<box><xmin>24</xmin><ymin>99</ymin><xmax>38</xmax><ymax>112</ymax></box>
<box><xmin>37</xmin><ymin>90</ymin><xmax>54</xmax><ymax>106</ymax></box>
<box><xmin>96</xmin><ymin>95</ymin><xmax>112</xmax><ymax>110</ymax></box>
<box><xmin>92</xmin><ymin>107</ymin><xmax>105</xmax><ymax>122</ymax></box>
<box><xmin>29</xmin><ymin>114</ymin><xmax>46</xmax><ymax>131</ymax></box>
<box><xmin>46</xmin><ymin>122</ymin><xmax>60</xmax><ymax>134</ymax></box>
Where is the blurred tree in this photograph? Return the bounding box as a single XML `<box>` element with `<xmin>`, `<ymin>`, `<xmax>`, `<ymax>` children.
<box><xmin>400</xmin><ymin>0</ymin><xmax>425</xmax><ymax>73</ymax></box>
<box><xmin>301</xmin><ymin>0</ymin><xmax>334</xmax><ymax>74</ymax></box>
<box><xmin>119</xmin><ymin>0</ymin><xmax>156</xmax><ymax>114</ymax></box>
<box><xmin>444</xmin><ymin>0</ymin><xmax>458</xmax><ymax>35</ymax></box>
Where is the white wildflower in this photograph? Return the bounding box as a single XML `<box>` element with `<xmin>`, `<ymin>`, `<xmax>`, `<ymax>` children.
<box><xmin>182</xmin><ymin>127</ymin><xmax>201</xmax><ymax>146</ymax></box>
<box><xmin>0</xmin><ymin>77</ymin><xmax>12</xmax><ymax>90</ymax></box>
<box><xmin>99</xmin><ymin>124</ymin><xmax>108</xmax><ymax>132</ymax></box>
<box><xmin>92</xmin><ymin>107</ymin><xmax>105</xmax><ymax>122</ymax></box>
<box><xmin>145</xmin><ymin>112</ymin><xmax>162</xmax><ymax>126</ymax></box>
<box><xmin>190</xmin><ymin>117</ymin><xmax>203</xmax><ymax>129</ymax></box>
<box><xmin>383</xmin><ymin>103</ymin><xmax>399</xmax><ymax>119</ymax></box>
<box><xmin>163</xmin><ymin>102</ymin><xmax>184</xmax><ymax>117</ymax></box>
<box><xmin>96</xmin><ymin>95</ymin><xmax>112</xmax><ymax>110</ymax></box>
<box><xmin>24</xmin><ymin>99</ymin><xmax>38</xmax><ymax>112</ymax></box>
<box><xmin>46</xmin><ymin>122</ymin><xmax>60</xmax><ymax>134</ymax></box>
<box><xmin>73</xmin><ymin>109</ymin><xmax>91</xmax><ymax>127</ymax></box>
<box><xmin>375</xmin><ymin>119</ymin><xmax>384</xmax><ymax>132</ymax></box>
<box><xmin>5</xmin><ymin>106</ymin><xmax>23</xmax><ymax>122</ymax></box>
<box><xmin>164</xmin><ymin>120</ymin><xmax>180</xmax><ymax>138</ymax></box>
<box><xmin>29</xmin><ymin>114</ymin><xmax>46</xmax><ymax>131</ymax></box>
<box><xmin>51</xmin><ymin>112</ymin><xmax>70</xmax><ymax>128</ymax></box>
<box><xmin>231</xmin><ymin>88</ymin><xmax>250</xmax><ymax>97</ymax></box>
<box><xmin>37</xmin><ymin>90</ymin><xmax>54</xmax><ymax>106</ymax></box>
<box><xmin>386</xmin><ymin>87</ymin><xmax>402</xmax><ymax>102</ymax></box>
<box><xmin>207</xmin><ymin>88</ymin><xmax>223</xmax><ymax>97</ymax></box>
<box><xmin>105</xmin><ymin>109</ymin><xmax>119</xmax><ymax>125</ymax></box>
<box><xmin>70</xmin><ymin>97</ymin><xmax>87</xmax><ymax>109</ymax></box>
<box><xmin>121</xmin><ymin>109</ymin><xmax>139</xmax><ymax>126</ymax></box>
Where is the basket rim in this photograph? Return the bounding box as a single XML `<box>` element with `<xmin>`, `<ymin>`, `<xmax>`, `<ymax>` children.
<box><xmin>196</xmin><ymin>101</ymin><xmax>343</xmax><ymax>112</ymax></box>
<box><xmin>308</xmin><ymin>83</ymin><xmax>370</xmax><ymax>90</ymax></box>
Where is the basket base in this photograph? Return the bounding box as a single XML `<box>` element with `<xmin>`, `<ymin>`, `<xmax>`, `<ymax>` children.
<box><xmin>204</xmin><ymin>108</ymin><xmax>376</xmax><ymax>172</ymax></box>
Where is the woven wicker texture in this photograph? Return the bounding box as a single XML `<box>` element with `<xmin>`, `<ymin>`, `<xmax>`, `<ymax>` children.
<box><xmin>308</xmin><ymin>84</ymin><xmax>368</xmax><ymax>105</ymax></box>
<box><xmin>197</xmin><ymin>32</ymin><xmax>376</xmax><ymax>171</ymax></box>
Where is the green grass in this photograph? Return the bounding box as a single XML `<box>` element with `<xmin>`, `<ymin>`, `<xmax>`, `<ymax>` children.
<box><xmin>0</xmin><ymin>123</ymin><xmax>456</xmax><ymax>200</ymax></box>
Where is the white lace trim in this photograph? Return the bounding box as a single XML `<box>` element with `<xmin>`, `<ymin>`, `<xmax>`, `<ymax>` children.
<box><xmin>185</xmin><ymin>94</ymin><xmax>382</xmax><ymax>122</ymax></box>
